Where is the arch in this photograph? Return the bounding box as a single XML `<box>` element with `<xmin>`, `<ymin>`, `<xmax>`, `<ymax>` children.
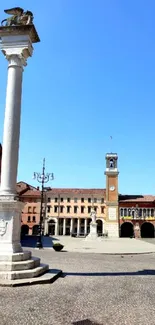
<box><xmin>32</xmin><ymin>225</ymin><xmax>39</xmax><ymax>235</ymax></box>
<box><xmin>120</xmin><ymin>222</ymin><xmax>134</xmax><ymax>238</ymax></box>
<box><xmin>96</xmin><ymin>219</ymin><xmax>103</xmax><ymax>235</ymax></box>
<box><xmin>141</xmin><ymin>222</ymin><xmax>154</xmax><ymax>238</ymax></box>
<box><xmin>48</xmin><ymin>219</ymin><xmax>55</xmax><ymax>236</ymax></box>
<box><xmin>21</xmin><ymin>224</ymin><xmax>29</xmax><ymax>236</ymax></box>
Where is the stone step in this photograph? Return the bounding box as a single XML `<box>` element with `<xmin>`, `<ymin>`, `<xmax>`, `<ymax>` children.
<box><xmin>0</xmin><ymin>269</ymin><xmax>62</xmax><ymax>287</ymax></box>
<box><xmin>0</xmin><ymin>257</ymin><xmax>40</xmax><ymax>271</ymax></box>
<box><xmin>0</xmin><ymin>263</ymin><xmax>49</xmax><ymax>280</ymax></box>
<box><xmin>0</xmin><ymin>251</ymin><xmax>31</xmax><ymax>262</ymax></box>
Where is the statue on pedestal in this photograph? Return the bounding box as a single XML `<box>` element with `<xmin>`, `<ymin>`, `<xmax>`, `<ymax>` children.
<box><xmin>90</xmin><ymin>209</ymin><xmax>96</xmax><ymax>223</ymax></box>
<box><xmin>1</xmin><ymin>7</ymin><xmax>33</xmax><ymax>26</ymax></box>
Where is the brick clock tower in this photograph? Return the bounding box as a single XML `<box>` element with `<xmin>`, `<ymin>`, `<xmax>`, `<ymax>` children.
<box><xmin>104</xmin><ymin>153</ymin><xmax>119</xmax><ymax>237</ymax></box>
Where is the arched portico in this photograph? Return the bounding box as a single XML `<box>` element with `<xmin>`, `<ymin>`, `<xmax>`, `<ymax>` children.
<box><xmin>32</xmin><ymin>225</ymin><xmax>39</xmax><ymax>235</ymax></box>
<box><xmin>120</xmin><ymin>222</ymin><xmax>134</xmax><ymax>237</ymax></box>
<box><xmin>96</xmin><ymin>219</ymin><xmax>104</xmax><ymax>235</ymax></box>
<box><xmin>48</xmin><ymin>219</ymin><xmax>56</xmax><ymax>235</ymax></box>
<box><xmin>21</xmin><ymin>224</ymin><xmax>29</xmax><ymax>236</ymax></box>
<box><xmin>141</xmin><ymin>222</ymin><xmax>154</xmax><ymax>238</ymax></box>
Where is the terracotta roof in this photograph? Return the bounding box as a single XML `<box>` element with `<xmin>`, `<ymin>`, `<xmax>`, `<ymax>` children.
<box><xmin>119</xmin><ymin>195</ymin><xmax>155</xmax><ymax>203</ymax></box>
<box><xmin>47</xmin><ymin>188</ymin><xmax>106</xmax><ymax>195</ymax></box>
<box><xmin>21</xmin><ymin>190</ymin><xmax>41</xmax><ymax>197</ymax></box>
<box><xmin>16</xmin><ymin>181</ymin><xmax>37</xmax><ymax>194</ymax></box>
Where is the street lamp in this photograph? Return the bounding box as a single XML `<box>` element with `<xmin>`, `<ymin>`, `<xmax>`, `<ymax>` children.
<box><xmin>33</xmin><ymin>158</ymin><xmax>54</xmax><ymax>249</ymax></box>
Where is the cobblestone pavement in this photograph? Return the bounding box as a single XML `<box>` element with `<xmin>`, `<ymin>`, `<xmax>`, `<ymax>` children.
<box><xmin>1</xmin><ymin>250</ymin><xmax>155</xmax><ymax>325</ymax></box>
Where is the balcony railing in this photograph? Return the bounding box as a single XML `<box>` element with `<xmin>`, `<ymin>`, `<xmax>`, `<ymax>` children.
<box><xmin>120</xmin><ymin>216</ymin><xmax>155</xmax><ymax>220</ymax></box>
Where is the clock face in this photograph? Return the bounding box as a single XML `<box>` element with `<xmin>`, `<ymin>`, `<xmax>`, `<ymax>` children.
<box><xmin>109</xmin><ymin>186</ymin><xmax>115</xmax><ymax>191</ymax></box>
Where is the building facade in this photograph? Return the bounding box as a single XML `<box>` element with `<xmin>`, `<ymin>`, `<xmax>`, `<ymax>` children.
<box><xmin>44</xmin><ymin>188</ymin><xmax>106</xmax><ymax>236</ymax></box>
<box><xmin>18</xmin><ymin>152</ymin><xmax>155</xmax><ymax>238</ymax></box>
<box><xmin>119</xmin><ymin>195</ymin><xmax>155</xmax><ymax>238</ymax></box>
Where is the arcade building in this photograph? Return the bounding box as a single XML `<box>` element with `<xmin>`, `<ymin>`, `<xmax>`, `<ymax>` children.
<box><xmin>19</xmin><ymin>153</ymin><xmax>155</xmax><ymax>239</ymax></box>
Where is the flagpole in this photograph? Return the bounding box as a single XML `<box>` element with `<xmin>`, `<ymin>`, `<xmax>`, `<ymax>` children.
<box><xmin>110</xmin><ymin>136</ymin><xmax>112</xmax><ymax>153</ymax></box>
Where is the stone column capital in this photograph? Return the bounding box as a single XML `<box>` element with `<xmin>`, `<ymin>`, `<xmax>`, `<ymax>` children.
<box><xmin>0</xmin><ymin>35</ymin><xmax>33</xmax><ymax>67</ymax></box>
<box><xmin>2</xmin><ymin>46</ymin><xmax>33</xmax><ymax>67</ymax></box>
<box><xmin>6</xmin><ymin>54</ymin><xmax>26</xmax><ymax>68</ymax></box>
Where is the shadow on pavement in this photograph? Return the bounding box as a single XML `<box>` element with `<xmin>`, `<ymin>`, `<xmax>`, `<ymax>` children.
<box><xmin>63</xmin><ymin>269</ymin><xmax>155</xmax><ymax>277</ymax></box>
<box><xmin>72</xmin><ymin>320</ymin><xmax>100</xmax><ymax>325</ymax></box>
<box><xmin>21</xmin><ymin>235</ymin><xmax>58</xmax><ymax>248</ymax></box>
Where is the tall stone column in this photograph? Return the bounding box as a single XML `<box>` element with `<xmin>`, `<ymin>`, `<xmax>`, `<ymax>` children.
<box><xmin>70</xmin><ymin>218</ymin><xmax>74</xmax><ymax>235</ymax></box>
<box><xmin>77</xmin><ymin>218</ymin><xmax>80</xmax><ymax>237</ymax></box>
<box><xmin>0</xmin><ymin>54</ymin><xmax>26</xmax><ymax>196</ymax></box>
<box><xmin>55</xmin><ymin>219</ymin><xmax>59</xmax><ymax>236</ymax></box>
<box><xmin>0</xmin><ymin>25</ymin><xmax>42</xmax><ymax>258</ymax></box>
<box><xmin>0</xmin><ymin>23</ymin><xmax>62</xmax><ymax>283</ymax></box>
<box><xmin>63</xmin><ymin>218</ymin><xmax>66</xmax><ymax>236</ymax></box>
<box><xmin>84</xmin><ymin>218</ymin><xmax>87</xmax><ymax>236</ymax></box>
<box><xmin>0</xmin><ymin>32</ymin><xmax>34</xmax><ymax>254</ymax></box>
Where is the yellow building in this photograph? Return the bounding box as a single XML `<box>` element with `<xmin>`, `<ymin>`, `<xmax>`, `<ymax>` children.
<box><xmin>44</xmin><ymin>188</ymin><xmax>106</xmax><ymax>236</ymax></box>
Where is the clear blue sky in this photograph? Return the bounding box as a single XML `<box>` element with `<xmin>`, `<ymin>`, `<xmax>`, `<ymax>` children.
<box><xmin>0</xmin><ymin>0</ymin><xmax>155</xmax><ymax>194</ymax></box>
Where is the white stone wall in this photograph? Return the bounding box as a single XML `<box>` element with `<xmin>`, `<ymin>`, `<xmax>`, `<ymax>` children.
<box><xmin>106</xmin><ymin>222</ymin><xmax>119</xmax><ymax>237</ymax></box>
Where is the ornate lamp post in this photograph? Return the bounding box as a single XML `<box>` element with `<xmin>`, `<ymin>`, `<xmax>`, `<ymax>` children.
<box><xmin>33</xmin><ymin>158</ymin><xmax>54</xmax><ymax>249</ymax></box>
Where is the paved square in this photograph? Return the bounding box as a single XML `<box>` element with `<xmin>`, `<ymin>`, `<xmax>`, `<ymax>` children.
<box><xmin>1</xmin><ymin>246</ymin><xmax>155</xmax><ymax>325</ymax></box>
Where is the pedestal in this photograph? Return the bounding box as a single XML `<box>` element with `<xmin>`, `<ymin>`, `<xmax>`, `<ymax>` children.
<box><xmin>0</xmin><ymin>198</ymin><xmax>23</xmax><ymax>254</ymax></box>
<box><xmin>86</xmin><ymin>222</ymin><xmax>98</xmax><ymax>240</ymax></box>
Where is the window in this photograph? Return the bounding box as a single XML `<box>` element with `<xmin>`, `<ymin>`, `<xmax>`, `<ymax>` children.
<box><xmin>33</xmin><ymin>207</ymin><xmax>36</xmax><ymax>214</ymax></box>
<box><xmin>60</xmin><ymin>206</ymin><xmax>64</xmax><ymax>213</ymax></box>
<box><xmin>28</xmin><ymin>206</ymin><xmax>31</xmax><ymax>213</ymax></box>
<box><xmin>47</xmin><ymin>206</ymin><xmax>51</xmax><ymax>213</ymax></box>
<box><xmin>74</xmin><ymin>206</ymin><xmax>78</xmax><ymax>213</ymax></box>
<box><xmin>88</xmin><ymin>198</ymin><xmax>91</xmax><ymax>203</ymax></box>
<box><xmin>67</xmin><ymin>206</ymin><xmax>71</xmax><ymax>213</ymax></box>
<box><xmin>101</xmin><ymin>198</ymin><xmax>104</xmax><ymax>204</ymax></box>
<box><xmin>81</xmin><ymin>206</ymin><xmax>84</xmax><ymax>213</ymax></box>
<box><xmin>32</xmin><ymin>216</ymin><xmax>36</xmax><ymax>222</ymax></box>
<box><xmin>81</xmin><ymin>198</ymin><xmax>84</xmax><ymax>203</ymax></box>
<box><xmin>94</xmin><ymin>207</ymin><xmax>97</xmax><ymax>212</ymax></box>
<box><xmin>74</xmin><ymin>198</ymin><xmax>78</xmax><ymax>203</ymax></box>
<box><xmin>101</xmin><ymin>207</ymin><xmax>104</xmax><ymax>214</ymax></box>
<box><xmin>147</xmin><ymin>209</ymin><xmax>150</xmax><ymax>217</ymax></box>
<box><xmin>54</xmin><ymin>206</ymin><xmax>58</xmax><ymax>213</ymax></box>
<box><xmin>55</xmin><ymin>198</ymin><xmax>58</xmax><ymax>203</ymax></box>
<box><xmin>88</xmin><ymin>206</ymin><xmax>91</xmax><ymax>214</ymax></box>
<box><xmin>61</xmin><ymin>198</ymin><xmax>63</xmax><ymax>202</ymax></box>
<box><xmin>41</xmin><ymin>216</ymin><xmax>43</xmax><ymax>222</ymax></box>
<box><xmin>124</xmin><ymin>208</ymin><xmax>127</xmax><ymax>217</ymax></box>
<box><xmin>93</xmin><ymin>198</ymin><xmax>97</xmax><ymax>203</ymax></box>
<box><xmin>139</xmin><ymin>209</ymin><xmax>142</xmax><ymax>217</ymax></box>
<box><xmin>67</xmin><ymin>198</ymin><xmax>70</xmax><ymax>202</ymax></box>
<box><xmin>151</xmin><ymin>209</ymin><xmax>154</xmax><ymax>217</ymax></box>
<box><xmin>27</xmin><ymin>216</ymin><xmax>31</xmax><ymax>222</ymax></box>
<box><xmin>128</xmin><ymin>209</ymin><xmax>131</xmax><ymax>216</ymax></box>
<box><xmin>47</xmin><ymin>197</ymin><xmax>51</xmax><ymax>203</ymax></box>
